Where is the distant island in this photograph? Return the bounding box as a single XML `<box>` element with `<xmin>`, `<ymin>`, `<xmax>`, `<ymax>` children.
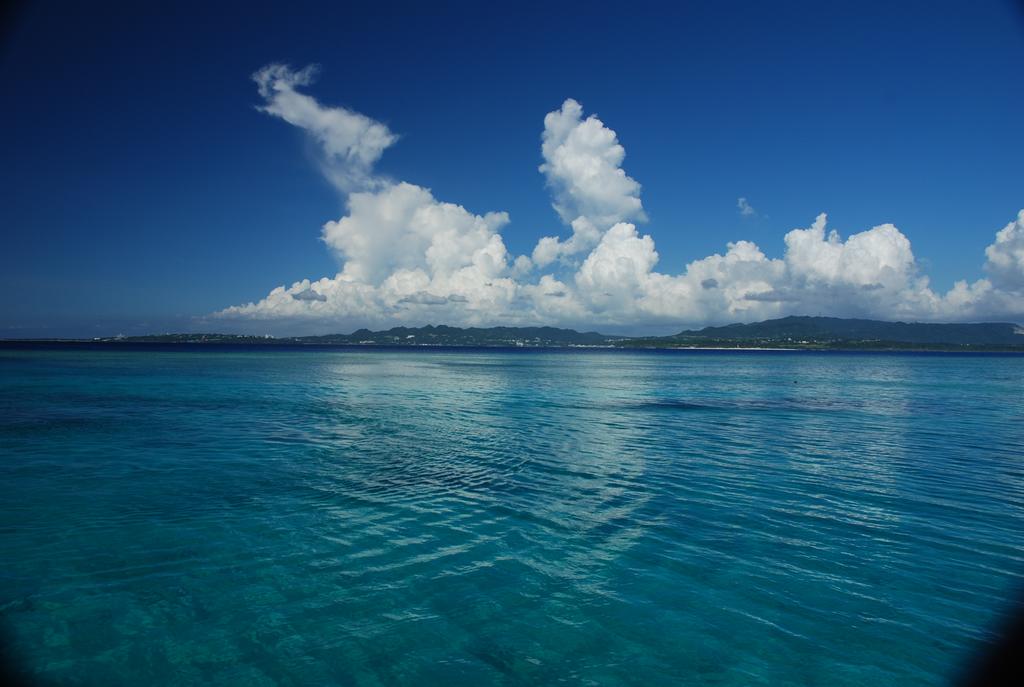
<box><xmin>6</xmin><ymin>317</ymin><xmax>1024</xmax><ymax>352</ymax></box>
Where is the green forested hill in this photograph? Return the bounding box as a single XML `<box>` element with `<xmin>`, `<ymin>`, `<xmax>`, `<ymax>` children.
<box><xmin>13</xmin><ymin>316</ymin><xmax>1021</xmax><ymax>350</ymax></box>
<box><xmin>670</xmin><ymin>316</ymin><xmax>1024</xmax><ymax>346</ymax></box>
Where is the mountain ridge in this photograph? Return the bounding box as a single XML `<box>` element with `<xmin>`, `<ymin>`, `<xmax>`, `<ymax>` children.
<box><xmin>671</xmin><ymin>315</ymin><xmax>1024</xmax><ymax>346</ymax></box>
<box><xmin>5</xmin><ymin>316</ymin><xmax>1023</xmax><ymax>350</ymax></box>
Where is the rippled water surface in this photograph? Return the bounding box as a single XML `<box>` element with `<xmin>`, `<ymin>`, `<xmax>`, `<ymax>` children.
<box><xmin>1</xmin><ymin>347</ymin><xmax>1023</xmax><ymax>685</ymax></box>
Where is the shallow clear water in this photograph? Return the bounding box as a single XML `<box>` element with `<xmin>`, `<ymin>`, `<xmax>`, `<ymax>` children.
<box><xmin>1</xmin><ymin>347</ymin><xmax>1022</xmax><ymax>686</ymax></box>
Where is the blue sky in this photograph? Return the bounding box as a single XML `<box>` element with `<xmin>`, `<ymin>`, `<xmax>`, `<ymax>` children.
<box><xmin>1</xmin><ymin>0</ymin><xmax>1022</xmax><ymax>336</ymax></box>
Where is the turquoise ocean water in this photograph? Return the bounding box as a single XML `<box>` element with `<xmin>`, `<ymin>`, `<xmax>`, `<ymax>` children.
<box><xmin>1</xmin><ymin>346</ymin><xmax>1022</xmax><ymax>686</ymax></box>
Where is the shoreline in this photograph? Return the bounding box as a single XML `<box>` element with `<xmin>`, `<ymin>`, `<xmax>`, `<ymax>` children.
<box><xmin>2</xmin><ymin>340</ymin><xmax>1023</xmax><ymax>355</ymax></box>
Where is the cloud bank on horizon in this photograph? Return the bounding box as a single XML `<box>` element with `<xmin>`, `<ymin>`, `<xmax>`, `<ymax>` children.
<box><xmin>218</xmin><ymin>64</ymin><xmax>1024</xmax><ymax>331</ymax></box>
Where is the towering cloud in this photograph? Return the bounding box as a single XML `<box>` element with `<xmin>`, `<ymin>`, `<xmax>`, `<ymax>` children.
<box><xmin>531</xmin><ymin>99</ymin><xmax>646</xmax><ymax>268</ymax></box>
<box><xmin>984</xmin><ymin>210</ymin><xmax>1024</xmax><ymax>291</ymax></box>
<box><xmin>224</xmin><ymin>64</ymin><xmax>518</xmax><ymax>328</ymax></box>
<box><xmin>218</xmin><ymin>64</ymin><xmax>1023</xmax><ymax>332</ymax></box>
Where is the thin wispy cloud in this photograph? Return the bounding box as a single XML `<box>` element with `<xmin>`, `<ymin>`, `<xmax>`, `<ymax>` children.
<box><xmin>252</xmin><ymin>64</ymin><xmax>397</xmax><ymax>192</ymax></box>
<box><xmin>218</xmin><ymin>64</ymin><xmax>1024</xmax><ymax>331</ymax></box>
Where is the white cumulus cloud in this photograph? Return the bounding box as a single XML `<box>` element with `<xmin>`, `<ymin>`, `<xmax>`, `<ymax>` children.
<box><xmin>531</xmin><ymin>99</ymin><xmax>645</xmax><ymax>267</ymax></box>
<box><xmin>321</xmin><ymin>181</ymin><xmax>511</xmax><ymax>286</ymax></box>
<box><xmin>217</xmin><ymin>65</ymin><xmax>1024</xmax><ymax>333</ymax></box>
<box><xmin>984</xmin><ymin>209</ymin><xmax>1024</xmax><ymax>291</ymax></box>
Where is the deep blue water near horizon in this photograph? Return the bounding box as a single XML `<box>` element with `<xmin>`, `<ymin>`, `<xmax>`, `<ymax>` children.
<box><xmin>1</xmin><ymin>348</ymin><xmax>1022</xmax><ymax>686</ymax></box>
